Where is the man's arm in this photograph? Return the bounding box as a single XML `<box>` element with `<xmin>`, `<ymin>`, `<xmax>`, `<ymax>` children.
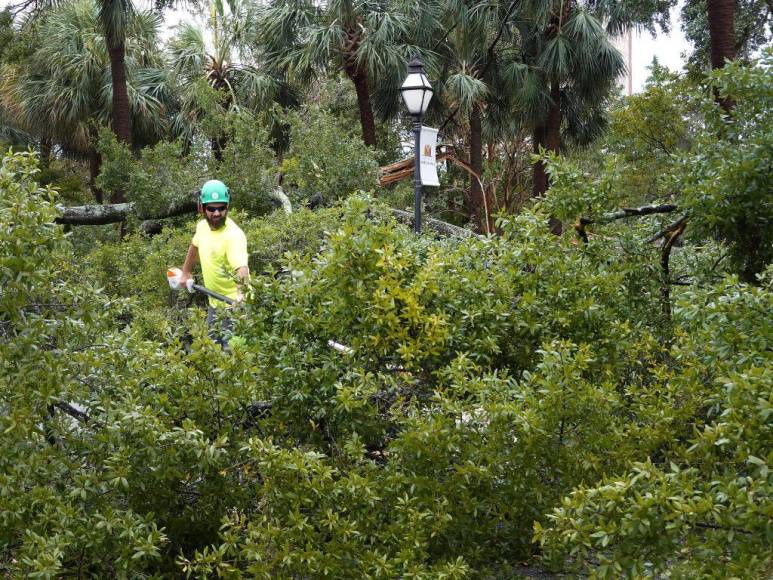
<box><xmin>235</xmin><ymin>265</ymin><xmax>249</xmax><ymax>301</ymax></box>
<box><xmin>180</xmin><ymin>244</ymin><xmax>199</xmax><ymax>287</ymax></box>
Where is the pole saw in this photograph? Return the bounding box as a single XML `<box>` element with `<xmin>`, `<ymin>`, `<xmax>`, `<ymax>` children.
<box><xmin>166</xmin><ymin>268</ymin><xmax>353</xmax><ymax>354</ymax></box>
<box><xmin>166</xmin><ymin>267</ymin><xmax>235</xmax><ymax>305</ymax></box>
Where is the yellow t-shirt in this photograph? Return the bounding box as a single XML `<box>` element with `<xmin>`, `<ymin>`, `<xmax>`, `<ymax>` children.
<box><xmin>192</xmin><ymin>217</ymin><xmax>248</xmax><ymax>308</ymax></box>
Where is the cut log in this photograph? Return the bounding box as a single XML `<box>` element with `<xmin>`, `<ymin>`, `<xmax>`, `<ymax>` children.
<box><xmin>379</xmin><ymin>150</ymin><xmax>455</xmax><ymax>187</ymax></box>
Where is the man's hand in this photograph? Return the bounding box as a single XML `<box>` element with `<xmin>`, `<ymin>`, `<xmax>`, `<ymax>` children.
<box><xmin>180</xmin><ymin>272</ymin><xmax>196</xmax><ymax>293</ymax></box>
<box><xmin>235</xmin><ymin>265</ymin><xmax>249</xmax><ymax>304</ymax></box>
<box><xmin>180</xmin><ymin>245</ymin><xmax>199</xmax><ymax>292</ymax></box>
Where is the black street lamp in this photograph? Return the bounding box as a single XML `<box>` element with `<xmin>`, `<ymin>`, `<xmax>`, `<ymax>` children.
<box><xmin>399</xmin><ymin>56</ymin><xmax>433</xmax><ymax>234</ymax></box>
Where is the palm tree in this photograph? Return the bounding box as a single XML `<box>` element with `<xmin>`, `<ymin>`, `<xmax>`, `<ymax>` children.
<box><xmin>259</xmin><ymin>0</ymin><xmax>408</xmax><ymax>147</ymax></box>
<box><xmin>0</xmin><ymin>0</ymin><xmax>170</xmax><ymax>202</ymax></box>
<box><xmin>100</xmin><ymin>0</ymin><xmax>133</xmax><ymax>152</ymax></box>
<box><xmin>425</xmin><ymin>0</ymin><xmax>524</xmax><ymax>232</ymax></box>
<box><xmin>706</xmin><ymin>0</ymin><xmax>735</xmax><ymax>111</ymax></box>
<box><xmin>10</xmin><ymin>0</ymin><xmax>153</xmax><ymax>202</ymax></box>
<box><xmin>682</xmin><ymin>0</ymin><xmax>770</xmax><ymax>77</ymax></box>
<box><xmin>511</xmin><ymin>1</ymin><xmax>625</xmax><ymax>200</ymax></box>
<box><xmin>168</xmin><ymin>0</ymin><xmax>285</xmax><ymax>159</ymax></box>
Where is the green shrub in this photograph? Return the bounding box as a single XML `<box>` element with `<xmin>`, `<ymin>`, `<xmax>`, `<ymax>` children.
<box><xmin>280</xmin><ymin>107</ymin><xmax>380</xmax><ymax>205</ymax></box>
<box><xmin>678</xmin><ymin>50</ymin><xmax>773</xmax><ymax>283</ymax></box>
<box><xmin>3</xmin><ymin>152</ymin><xmax>770</xmax><ymax>578</ymax></box>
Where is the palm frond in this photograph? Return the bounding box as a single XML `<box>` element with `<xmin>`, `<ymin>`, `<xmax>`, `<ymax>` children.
<box><xmin>232</xmin><ymin>66</ymin><xmax>280</xmax><ymax>109</ymax></box>
<box><xmin>563</xmin><ymin>8</ymin><xmax>604</xmax><ymax>44</ymax></box>
<box><xmin>444</xmin><ymin>71</ymin><xmax>488</xmax><ymax>115</ymax></box>
<box><xmin>511</xmin><ymin>66</ymin><xmax>550</xmax><ymax>124</ymax></box>
<box><xmin>538</xmin><ymin>33</ymin><xmax>574</xmax><ymax>81</ymax></box>
<box><xmin>98</xmin><ymin>0</ymin><xmax>132</xmax><ymax>46</ymax></box>
<box><xmin>168</xmin><ymin>22</ymin><xmax>206</xmax><ymax>79</ymax></box>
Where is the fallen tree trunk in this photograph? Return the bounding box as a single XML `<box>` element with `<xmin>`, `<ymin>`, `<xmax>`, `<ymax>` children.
<box><xmin>56</xmin><ymin>202</ymin><xmax>136</xmax><ymax>226</ymax></box>
<box><xmin>54</xmin><ymin>194</ymin><xmax>477</xmax><ymax>240</ymax></box>
<box><xmin>391</xmin><ymin>209</ymin><xmax>481</xmax><ymax>239</ymax></box>
<box><xmin>55</xmin><ymin>189</ymin><xmax>294</xmax><ymax>227</ymax></box>
<box><xmin>56</xmin><ymin>197</ymin><xmax>198</xmax><ymax>226</ymax></box>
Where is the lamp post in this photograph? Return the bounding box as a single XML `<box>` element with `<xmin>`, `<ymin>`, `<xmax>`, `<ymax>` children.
<box><xmin>400</xmin><ymin>56</ymin><xmax>433</xmax><ymax>234</ymax></box>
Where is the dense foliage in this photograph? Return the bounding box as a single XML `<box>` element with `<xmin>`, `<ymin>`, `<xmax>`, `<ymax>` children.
<box><xmin>2</xmin><ymin>144</ymin><xmax>771</xmax><ymax>576</ymax></box>
<box><xmin>1</xmin><ymin>0</ymin><xmax>771</xmax><ymax>576</ymax></box>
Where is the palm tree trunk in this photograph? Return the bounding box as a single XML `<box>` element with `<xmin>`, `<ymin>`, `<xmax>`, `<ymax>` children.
<box><xmin>532</xmin><ymin>124</ymin><xmax>548</xmax><ymax>197</ymax></box>
<box><xmin>345</xmin><ymin>64</ymin><xmax>377</xmax><ymax>148</ymax></box>
<box><xmin>89</xmin><ymin>148</ymin><xmax>104</xmax><ymax>204</ymax></box>
<box><xmin>108</xmin><ymin>43</ymin><xmax>131</xmax><ymax>145</ymax></box>
<box><xmin>532</xmin><ymin>83</ymin><xmax>561</xmax><ymax>197</ymax></box>
<box><xmin>532</xmin><ymin>86</ymin><xmax>560</xmax><ymax>198</ymax></box>
<box><xmin>706</xmin><ymin>0</ymin><xmax>735</xmax><ymax>112</ymax></box>
<box><xmin>469</xmin><ymin>102</ymin><xmax>487</xmax><ymax>232</ymax></box>
<box><xmin>211</xmin><ymin>86</ymin><xmax>231</xmax><ymax>162</ymax></box>
<box><xmin>107</xmin><ymin>36</ymin><xmax>131</xmax><ymax>204</ymax></box>
<box><xmin>545</xmin><ymin>82</ymin><xmax>561</xmax><ymax>154</ymax></box>
<box><xmin>532</xmin><ymin>83</ymin><xmax>563</xmax><ymax>234</ymax></box>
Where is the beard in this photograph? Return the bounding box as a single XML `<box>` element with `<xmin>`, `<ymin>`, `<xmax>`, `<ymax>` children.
<box><xmin>205</xmin><ymin>213</ymin><xmax>226</xmax><ymax>229</ymax></box>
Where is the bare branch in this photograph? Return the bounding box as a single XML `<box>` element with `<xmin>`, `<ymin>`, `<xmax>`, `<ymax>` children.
<box><xmin>646</xmin><ymin>214</ymin><xmax>690</xmax><ymax>244</ymax></box>
<box><xmin>579</xmin><ymin>203</ymin><xmax>679</xmax><ymax>226</ymax></box>
<box><xmin>53</xmin><ymin>401</ymin><xmax>102</xmax><ymax>428</ymax></box>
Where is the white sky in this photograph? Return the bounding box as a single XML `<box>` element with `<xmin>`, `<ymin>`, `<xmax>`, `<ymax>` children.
<box><xmin>631</xmin><ymin>3</ymin><xmax>691</xmax><ymax>91</ymax></box>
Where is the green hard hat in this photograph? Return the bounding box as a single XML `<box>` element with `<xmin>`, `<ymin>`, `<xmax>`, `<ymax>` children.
<box><xmin>200</xmin><ymin>180</ymin><xmax>230</xmax><ymax>204</ymax></box>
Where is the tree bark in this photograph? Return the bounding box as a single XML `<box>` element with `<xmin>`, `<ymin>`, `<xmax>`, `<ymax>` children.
<box><xmin>706</xmin><ymin>0</ymin><xmax>736</xmax><ymax>111</ymax></box>
<box><xmin>532</xmin><ymin>124</ymin><xmax>548</xmax><ymax>197</ymax></box>
<box><xmin>55</xmin><ymin>186</ymin><xmax>292</xmax><ymax>227</ymax></box>
<box><xmin>345</xmin><ymin>64</ymin><xmax>377</xmax><ymax>148</ymax></box>
<box><xmin>469</xmin><ymin>102</ymin><xmax>485</xmax><ymax>231</ymax></box>
<box><xmin>56</xmin><ymin>194</ymin><xmax>198</xmax><ymax>226</ymax></box>
<box><xmin>531</xmin><ymin>82</ymin><xmax>562</xmax><ymax>197</ymax></box>
<box><xmin>89</xmin><ymin>148</ymin><xmax>104</xmax><ymax>204</ymax></box>
<box><xmin>391</xmin><ymin>209</ymin><xmax>481</xmax><ymax>239</ymax></box>
<box><xmin>544</xmin><ymin>82</ymin><xmax>563</xmax><ymax>234</ymax></box>
<box><xmin>545</xmin><ymin>82</ymin><xmax>561</xmax><ymax>154</ymax></box>
<box><xmin>107</xmin><ymin>35</ymin><xmax>131</xmax><ymax>204</ymax></box>
<box><xmin>56</xmin><ymin>202</ymin><xmax>136</xmax><ymax>225</ymax></box>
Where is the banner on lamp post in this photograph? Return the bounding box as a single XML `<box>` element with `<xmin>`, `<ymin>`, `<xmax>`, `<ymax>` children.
<box><xmin>419</xmin><ymin>126</ymin><xmax>440</xmax><ymax>186</ymax></box>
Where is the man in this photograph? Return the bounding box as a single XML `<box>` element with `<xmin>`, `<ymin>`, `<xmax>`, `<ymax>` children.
<box><xmin>180</xmin><ymin>180</ymin><xmax>249</xmax><ymax>346</ymax></box>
